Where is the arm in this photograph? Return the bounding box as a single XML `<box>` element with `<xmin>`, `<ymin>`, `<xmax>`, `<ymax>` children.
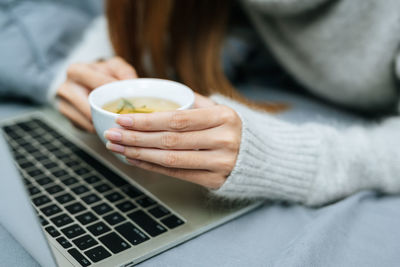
<box><xmin>0</xmin><ymin>1</ymin><xmax>102</xmax><ymax>103</ymax></box>
<box><xmin>210</xmin><ymin>95</ymin><xmax>400</xmax><ymax>206</ymax></box>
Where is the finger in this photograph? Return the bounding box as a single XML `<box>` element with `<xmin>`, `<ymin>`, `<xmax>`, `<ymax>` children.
<box><xmin>67</xmin><ymin>63</ymin><xmax>116</xmax><ymax>89</ymax></box>
<box><xmin>90</xmin><ymin>62</ymin><xmax>113</xmax><ymax>75</ymax></box>
<box><xmin>193</xmin><ymin>93</ymin><xmax>216</xmax><ymax>108</ymax></box>
<box><xmin>58</xmin><ymin>100</ymin><xmax>95</xmax><ymax>133</ymax></box>
<box><xmin>106</xmin><ymin>142</ymin><xmax>220</xmax><ymax>170</ymax></box>
<box><xmin>116</xmin><ymin>105</ymin><xmax>230</xmax><ymax>132</ymax></box>
<box><xmin>104</xmin><ymin>127</ymin><xmax>220</xmax><ymax>150</ymax></box>
<box><xmin>105</xmin><ymin>57</ymin><xmax>137</xmax><ymax>80</ymax></box>
<box><xmin>57</xmin><ymin>81</ymin><xmax>92</xmax><ymax>120</ymax></box>
<box><xmin>126</xmin><ymin>159</ymin><xmax>224</xmax><ymax>189</ymax></box>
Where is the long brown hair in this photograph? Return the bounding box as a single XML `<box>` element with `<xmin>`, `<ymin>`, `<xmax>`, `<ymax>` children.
<box><xmin>106</xmin><ymin>0</ymin><xmax>285</xmax><ymax>112</ymax></box>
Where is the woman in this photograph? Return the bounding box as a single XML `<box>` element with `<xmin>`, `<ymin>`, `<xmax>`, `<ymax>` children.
<box><xmin>56</xmin><ymin>0</ymin><xmax>400</xmax><ymax>206</ymax></box>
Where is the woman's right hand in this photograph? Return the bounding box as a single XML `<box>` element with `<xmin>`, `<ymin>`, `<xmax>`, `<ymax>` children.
<box><xmin>56</xmin><ymin>57</ymin><xmax>137</xmax><ymax>132</ymax></box>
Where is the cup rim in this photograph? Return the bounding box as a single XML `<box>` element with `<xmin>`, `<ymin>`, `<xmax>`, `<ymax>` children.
<box><xmin>89</xmin><ymin>78</ymin><xmax>195</xmax><ymax>118</ymax></box>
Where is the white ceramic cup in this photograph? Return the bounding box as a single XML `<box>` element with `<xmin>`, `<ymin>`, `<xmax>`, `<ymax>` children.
<box><xmin>89</xmin><ymin>78</ymin><xmax>195</xmax><ymax>161</ymax></box>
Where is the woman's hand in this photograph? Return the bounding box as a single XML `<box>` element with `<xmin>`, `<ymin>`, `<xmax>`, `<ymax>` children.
<box><xmin>104</xmin><ymin>94</ymin><xmax>242</xmax><ymax>189</ymax></box>
<box><xmin>56</xmin><ymin>57</ymin><xmax>137</xmax><ymax>132</ymax></box>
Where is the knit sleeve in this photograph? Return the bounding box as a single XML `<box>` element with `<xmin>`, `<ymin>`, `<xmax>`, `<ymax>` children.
<box><xmin>210</xmin><ymin>94</ymin><xmax>400</xmax><ymax>206</ymax></box>
<box><xmin>239</xmin><ymin>0</ymin><xmax>330</xmax><ymax>16</ymax></box>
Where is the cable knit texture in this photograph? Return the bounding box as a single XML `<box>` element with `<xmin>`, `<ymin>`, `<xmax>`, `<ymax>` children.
<box><xmin>211</xmin><ymin>95</ymin><xmax>400</xmax><ymax>206</ymax></box>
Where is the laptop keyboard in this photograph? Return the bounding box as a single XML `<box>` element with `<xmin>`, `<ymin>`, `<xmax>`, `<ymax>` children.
<box><xmin>2</xmin><ymin>117</ymin><xmax>185</xmax><ymax>266</ymax></box>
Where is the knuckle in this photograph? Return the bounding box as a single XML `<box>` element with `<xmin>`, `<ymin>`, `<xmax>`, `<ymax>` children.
<box><xmin>169</xmin><ymin>112</ymin><xmax>190</xmax><ymax>130</ymax></box>
<box><xmin>218</xmin><ymin>157</ymin><xmax>235</xmax><ymax>174</ymax></box>
<box><xmin>220</xmin><ymin>106</ymin><xmax>239</xmax><ymax>124</ymax></box>
<box><xmin>161</xmin><ymin>133</ymin><xmax>179</xmax><ymax>149</ymax></box>
<box><xmin>163</xmin><ymin>152</ymin><xmax>179</xmax><ymax>167</ymax></box>
<box><xmin>139</xmin><ymin>116</ymin><xmax>152</xmax><ymax>130</ymax></box>
<box><xmin>126</xmin><ymin>147</ymin><xmax>141</xmax><ymax>159</ymax></box>
<box><xmin>126</xmin><ymin>132</ymin><xmax>138</xmax><ymax>145</ymax></box>
<box><xmin>66</xmin><ymin>63</ymin><xmax>80</xmax><ymax>77</ymax></box>
<box><xmin>216</xmin><ymin>131</ymin><xmax>240</xmax><ymax>150</ymax></box>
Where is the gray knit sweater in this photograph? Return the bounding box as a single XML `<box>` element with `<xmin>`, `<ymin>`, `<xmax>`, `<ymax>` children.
<box><xmin>211</xmin><ymin>0</ymin><xmax>400</xmax><ymax>205</ymax></box>
<box><xmin>49</xmin><ymin>0</ymin><xmax>400</xmax><ymax>206</ymax></box>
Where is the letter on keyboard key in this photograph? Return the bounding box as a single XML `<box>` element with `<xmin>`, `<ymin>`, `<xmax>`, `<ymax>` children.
<box><xmin>84</xmin><ymin>246</ymin><xmax>111</xmax><ymax>263</ymax></box>
<box><xmin>128</xmin><ymin>210</ymin><xmax>167</xmax><ymax>237</ymax></box>
<box><xmin>68</xmin><ymin>248</ymin><xmax>91</xmax><ymax>266</ymax></box>
<box><xmin>62</xmin><ymin>224</ymin><xmax>85</xmax><ymax>239</ymax></box>
<box><xmin>87</xmin><ymin>222</ymin><xmax>111</xmax><ymax>236</ymax></box>
<box><xmin>99</xmin><ymin>233</ymin><xmax>131</xmax><ymax>254</ymax></box>
<box><xmin>116</xmin><ymin>222</ymin><xmax>149</xmax><ymax>246</ymax></box>
<box><xmin>73</xmin><ymin>235</ymin><xmax>98</xmax><ymax>251</ymax></box>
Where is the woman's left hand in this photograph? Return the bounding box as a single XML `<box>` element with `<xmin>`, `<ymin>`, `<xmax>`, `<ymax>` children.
<box><xmin>104</xmin><ymin>94</ymin><xmax>242</xmax><ymax>189</ymax></box>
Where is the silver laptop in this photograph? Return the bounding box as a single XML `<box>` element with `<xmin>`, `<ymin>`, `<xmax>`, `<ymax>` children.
<box><xmin>0</xmin><ymin>107</ymin><xmax>260</xmax><ymax>267</ymax></box>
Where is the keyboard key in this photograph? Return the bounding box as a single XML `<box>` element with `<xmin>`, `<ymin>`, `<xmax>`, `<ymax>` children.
<box><xmin>61</xmin><ymin>177</ymin><xmax>79</xmax><ymax>186</ymax></box>
<box><xmin>84</xmin><ymin>246</ymin><xmax>111</xmax><ymax>263</ymax></box>
<box><xmin>68</xmin><ymin>248</ymin><xmax>91</xmax><ymax>267</ymax></box>
<box><xmin>148</xmin><ymin>206</ymin><xmax>171</xmax><ymax>218</ymax></box>
<box><xmin>55</xmin><ymin>193</ymin><xmax>75</xmax><ymax>204</ymax></box>
<box><xmin>41</xmin><ymin>204</ymin><xmax>62</xmax><ymax>217</ymax></box>
<box><xmin>74</xmin><ymin>149</ymin><xmax>126</xmax><ymax>187</ymax></box>
<box><xmin>92</xmin><ymin>203</ymin><xmax>112</xmax><ymax>215</ymax></box>
<box><xmin>161</xmin><ymin>215</ymin><xmax>185</xmax><ymax>229</ymax></box>
<box><xmin>94</xmin><ymin>183</ymin><xmax>112</xmax><ymax>193</ymax></box>
<box><xmin>121</xmin><ymin>185</ymin><xmax>143</xmax><ymax>198</ymax></box>
<box><xmin>33</xmin><ymin>153</ymin><xmax>50</xmax><ymax>162</ymax></box>
<box><xmin>76</xmin><ymin>212</ymin><xmax>98</xmax><ymax>225</ymax></box>
<box><xmin>27</xmin><ymin>169</ymin><xmax>44</xmax><ymax>177</ymax></box>
<box><xmin>87</xmin><ymin>222</ymin><xmax>111</xmax><ymax>236</ymax></box>
<box><xmin>62</xmin><ymin>224</ymin><xmax>85</xmax><ymax>239</ymax></box>
<box><xmin>73</xmin><ymin>235</ymin><xmax>98</xmax><ymax>251</ymax></box>
<box><xmin>28</xmin><ymin>186</ymin><xmax>41</xmax><ymax>196</ymax></box>
<box><xmin>45</xmin><ymin>226</ymin><xmax>61</xmax><ymax>237</ymax></box>
<box><xmin>104</xmin><ymin>212</ymin><xmax>126</xmax><ymax>225</ymax></box>
<box><xmin>36</xmin><ymin>177</ymin><xmax>53</xmax><ymax>186</ymax></box>
<box><xmin>99</xmin><ymin>233</ymin><xmax>131</xmax><ymax>254</ymax></box>
<box><xmin>23</xmin><ymin>144</ymin><xmax>39</xmax><ymax>154</ymax></box>
<box><xmin>84</xmin><ymin>175</ymin><xmax>101</xmax><ymax>184</ymax></box>
<box><xmin>136</xmin><ymin>196</ymin><xmax>156</xmax><ymax>208</ymax></box>
<box><xmin>51</xmin><ymin>169</ymin><xmax>68</xmax><ymax>178</ymax></box>
<box><xmin>19</xmin><ymin>161</ymin><xmax>34</xmax><ymax>169</ymax></box>
<box><xmin>39</xmin><ymin>215</ymin><xmax>49</xmax><ymax>226</ymax></box>
<box><xmin>82</xmin><ymin>194</ymin><xmax>101</xmax><ymax>205</ymax></box>
<box><xmin>16</xmin><ymin>121</ymin><xmax>34</xmax><ymax>131</ymax></box>
<box><xmin>74</xmin><ymin>167</ymin><xmax>90</xmax><ymax>176</ymax></box>
<box><xmin>116</xmin><ymin>222</ymin><xmax>149</xmax><ymax>246</ymax></box>
<box><xmin>51</xmin><ymin>213</ymin><xmax>73</xmax><ymax>227</ymax></box>
<box><xmin>56</xmin><ymin>236</ymin><xmax>72</xmax><ymax>249</ymax></box>
<box><xmin>128</xmin><ymin>210</ymin><xmax>167</xmax><ymax>237</ymax></box>
<box><xmin>45</xmin><ymin>184</ymin><xmax>64</xmax><ymax>195</ymax></box>
<box><xmin>32</xmin><ymin>195</ymin><xmax>51</xmax><ymax>206</ymax></box>
<box><xmin>116</xmin><ymin>201</ymin><xmax>136</xmax><ymax>213</ymax></box>
<box><xmin>65</xmin><ymin>160</ymin><xmax>80</xmax><ymax>168</ymax></box>
<box><xmin>65</xmin><ymin>202</ymin><xmax>86</xmax><ymax>214</ymax></box>
<box><xmin>72</xmin><ymin>185</ymin><xmax>90</xmax><ymax>195</ymax></box>
<box><xmin>43</xmin><ymin>162</ymin><xmax>58</xmax><ymax>170</ymax></box>
<box><xmin>104</xmin><ymin>192</ymin><xmax>124</xmax><ymax>203</ymax></box>
<box><xmin>55</xmin><ymin>153</ymin><xmax>71</xmax><ymax>161</ymax></box>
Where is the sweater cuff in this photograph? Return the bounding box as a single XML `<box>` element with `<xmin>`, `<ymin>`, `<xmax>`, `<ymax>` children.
<box><xmin>210</xmin><ymin>94</ymin><xmax>321</xmax><ymax>204</ymax></box>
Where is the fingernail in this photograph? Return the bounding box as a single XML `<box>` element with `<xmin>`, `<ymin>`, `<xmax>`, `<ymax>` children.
<box><xmin>117</xmin><ymin>116</ymin><xmax>133</xmax><ymax>127</ymax></box>
<box><xmin>106</xmin><ymin>141</ymin><xmax>125</xmax><ymax>153</ymax></box>
<box><xmin>104</xmin><ymin>130</ymin><xmax>122</xmax><ymax>142</ymax></box>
